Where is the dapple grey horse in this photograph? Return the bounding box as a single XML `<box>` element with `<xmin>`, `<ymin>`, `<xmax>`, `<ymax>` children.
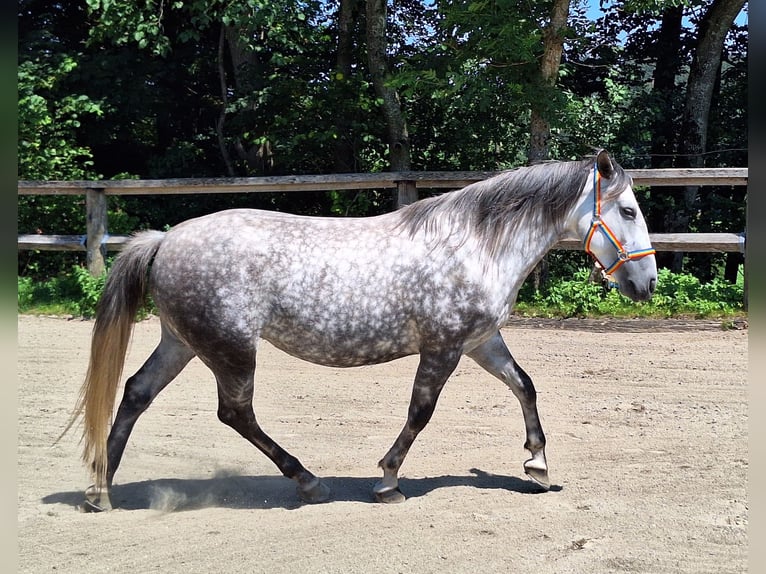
<box><xmin>67</xmin><ymin>150</ymin><xmax>656</xmax><ymax>511</ymax></box>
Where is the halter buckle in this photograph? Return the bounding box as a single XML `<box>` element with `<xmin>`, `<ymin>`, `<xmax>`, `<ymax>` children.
<box><xmin>603</xmin><ymin>274</ymin><xmax>619</xmax><ymax>290</ymax></box>
<box><xmin>590</xmin><ymin>265</ymin><xmax>619</xmax><ymax>291</ymax></box>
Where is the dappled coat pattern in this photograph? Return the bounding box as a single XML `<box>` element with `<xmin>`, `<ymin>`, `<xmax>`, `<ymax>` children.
<box><xmin>67</xmin><ymin>150</ymin><xmax>657</xmax><ymax>511</ymax></box>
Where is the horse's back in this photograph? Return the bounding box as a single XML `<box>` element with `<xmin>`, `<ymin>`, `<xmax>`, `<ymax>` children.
<box><xmin>147</xmin><ymin>209</ymin><xmax>425</xmax><ymax>364</ymax></box>
<box><xmin>151</xmin><ymin>208</ymin><xmax>406</xmax><ymax>295</ymax></box>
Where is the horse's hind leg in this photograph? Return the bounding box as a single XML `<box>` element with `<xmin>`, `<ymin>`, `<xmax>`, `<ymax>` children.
<box><xmin>374</xmin><ymin>348</ymin><xmax>462</xmax><ymax>503</ymax></box>
<box><xmin>467</xmin><ymin>331</ymin><xmax>550</xmax><ymax>490</ymax></box>
<box><xmin>212</xmin><ymin>357</ymin><xmax>330</xmax><ymax>504</ymax></box>
<box><xmin>84</xmin><ymin>324</ymin><xmax>195</xmax><ymax>511</ymax></box>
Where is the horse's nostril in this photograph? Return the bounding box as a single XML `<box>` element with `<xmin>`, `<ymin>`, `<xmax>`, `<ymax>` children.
<box><xmin>649</xmin><ymin>277</ymin><xmax>657</xmax><ymax>294</ymax></box>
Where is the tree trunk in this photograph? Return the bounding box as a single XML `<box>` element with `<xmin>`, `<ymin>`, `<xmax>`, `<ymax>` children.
<box><xmin>365</xmin><ymin>0</ymin><xmax>412</xmax><ymax>186</ymax></box>
<box><xmin>224</xmin><ymin>25</ymin><xmax>272</xmax><ymax>173</ymax></box>
<box><xmin>647</xmin><ymin>6</ymin><xmax>684</xmax><ymax>270</ymax></box>
<box><xmin>216</xmin><ymin>25</ymin><xmax>236</xmax><ymax>177</ymax></box>
<box><xmin>225</xmin><ymin>25</ymin><xmax>263</xmax><ymax>92</ymax></box>
<box><xmin>669</xmin><ymin>0</ymin><xmax>745</xmax><ymax>272</ymax></box>
<box><xmin>649</xmin><ymin>6</ymin><xmax>684</xmax><ymax>170</ymax></box>
<box><xmin>528</xmin><ymin>0</ymin><xmax>570</xmax><ymax>164</ymax></box>
<box><xmin>334</xmin><ymin>0</ymin><xmax>360</xmax><ymax>172</ymax></box>
<box><xmin>529</xmin><ymin>0</ymin><xmax>570</xmax><ymax>292</ymax></box>
<box><xmin>681</xmin><ymin>0</ymin><xmax>745</xmax><ymax>169</ymax></box>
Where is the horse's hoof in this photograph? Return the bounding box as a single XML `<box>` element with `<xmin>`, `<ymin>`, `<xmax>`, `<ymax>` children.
<box><xmin>523</xmin><ymin>459</ymin><xmax>551</xmax><ymax>491</ymax></box>
<box><xmin>82</xmin><ymin>484</ymin><xmax>113</xmax><ymax>512</ymax></box>
<box><xmin>81</xmin><ymin>499</ymin><xmax>109</xmax><ymax>513</ymax></box>
<box><xmin>374</xmin><ymin>487</ymin><xmax>406</xmax><ymax>504</ymax></box>
<box><xmin>298</xmin><ymin>478</ymin><xmax>331</xmax><ymax>504</ymax></box>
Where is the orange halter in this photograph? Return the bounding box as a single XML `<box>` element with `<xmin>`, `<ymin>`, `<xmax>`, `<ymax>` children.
<box><xmin>583</xmin><ymin>164</ymin><xmax>655</xmax><ymax>279</ymax></box>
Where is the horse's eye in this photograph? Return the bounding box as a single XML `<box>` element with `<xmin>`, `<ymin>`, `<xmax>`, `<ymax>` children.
<box><xmin>620</xmin><ymin>206</ymin><xmax>636</xmax><ymax>220</ymax></box>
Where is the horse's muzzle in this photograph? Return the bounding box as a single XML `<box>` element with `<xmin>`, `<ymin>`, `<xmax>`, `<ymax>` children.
<box><xmin>621</xmin><ymin>276</ymin><xmax>656</xmax><ymax>302</ymax></box>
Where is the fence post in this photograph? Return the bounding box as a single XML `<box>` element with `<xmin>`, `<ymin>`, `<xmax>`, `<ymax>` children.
<box><xmin>85</xmin><ymin>187</ymin><xmax>107</xmax><ymax>276</ymax></box>
<box><xmin>396</xmin><ymin>179</ymin><xmax>417</xmax><ymax>208</ymax></box>
<box><xmin>743</xmin><ymin>232</ymin><xmax>748</xmax><ymax>311</ymax></box>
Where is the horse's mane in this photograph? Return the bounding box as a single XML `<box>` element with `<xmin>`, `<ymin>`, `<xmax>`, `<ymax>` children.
<box><xmin>395</xmin><ymin>155</ymin><xmax>631</xmax><ymax>259</ymax></box>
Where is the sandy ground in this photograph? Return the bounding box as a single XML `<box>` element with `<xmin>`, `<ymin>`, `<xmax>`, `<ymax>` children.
<box><xmin>18</xmin><ymin>314</ymin><xmax>747</xmax><ymax>573</ymax></box>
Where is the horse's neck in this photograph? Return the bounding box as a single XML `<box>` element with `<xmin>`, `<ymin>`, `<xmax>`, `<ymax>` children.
<box><xmin>488</xmin><ymin>185</ymin><xmax>588</xmax><ymax>287</ymax></box>
<box><xmin>481</xmin><ymin>223</ymin><xmax>563</xmax><ymax>310</ymax></box>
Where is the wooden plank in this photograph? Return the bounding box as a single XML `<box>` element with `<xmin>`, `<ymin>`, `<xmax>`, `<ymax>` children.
<box><xmin>17</xmin><ymin>234</ymin><xmax>130</xmax><ymax>251</ymax></box>
<box><xmin>18</xmin><ymin>173</ymin><xmax>400</xmax><ymax>196</ymax></box>
<box><xmin>625</xmin><ymin>168</ymin><xmax>747</xmax><ymax>186</ymax></box>
<box><xmin>17</xmin><ymin>182</ymin><xmax>100</xmax><ymax>195</ymax></box>
<box><xmin>18</xmin><ymin>167</ymin><xmax>748</xmax><ymax>195</ymax></box>
<box><xmin>646</xmin><ymin>232</ymin><xmax>746</xmax><ymax>253</ymax></box>
<box><xmin>411</xmin><ymin>168</ymin><xmax>748</xmax><ymax>188</ymax></box>
<box><xmin>406</xmin><ymin>171</ymin><xmax>499</xmax><ymax>188</ymax></box>
<box><xmin>19</xmin><ymin>232</ymin><xmax>745</xmax><ymax>254</ymax></box>
<box><xmin>17</xmin><ymin>235</ymin><xmax>86</xmax><ymax>251</ymax></box>
<box><xmin>555</xmin><ymin>232</ymin><xmax>745</xmax><ymax>253</ymax></box>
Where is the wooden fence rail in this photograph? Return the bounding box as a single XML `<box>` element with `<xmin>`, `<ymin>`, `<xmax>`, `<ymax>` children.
<box><xmin>18</xmin><ymin>168</ymin><xmax>747</xmax><ymax>278</ymax></box>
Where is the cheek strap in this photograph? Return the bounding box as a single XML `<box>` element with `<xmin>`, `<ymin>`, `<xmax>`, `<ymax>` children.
<box><xmin>583</xmin><ymin>165</ymin><xmax>656</xmax><ymax>277</ymax></box>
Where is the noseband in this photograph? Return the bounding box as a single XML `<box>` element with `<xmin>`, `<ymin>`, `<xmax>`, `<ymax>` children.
<box><xmin>583</xmin><ymin>164</ymin><xmax>655</xmax><ymax>283</ymax></box>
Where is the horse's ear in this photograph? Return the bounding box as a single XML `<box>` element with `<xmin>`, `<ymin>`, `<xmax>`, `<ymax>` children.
<box><xmin>596</xmin><ymin>149</ymin><xmax>614</xmax><ymax>179</ymax></box>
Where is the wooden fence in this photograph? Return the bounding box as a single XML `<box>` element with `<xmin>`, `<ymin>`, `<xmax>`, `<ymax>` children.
<box><xmin>18</xmin><ymin>168</ymin><xmax>747</xmax><ymax>278</ymax></box>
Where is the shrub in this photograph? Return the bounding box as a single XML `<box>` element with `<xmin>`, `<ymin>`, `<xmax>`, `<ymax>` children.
<box><xmin>19</xmin><ymin>265</ymin><xmax>745</xmax><ymax>320</ymax></box>
<box><xmin>515</xmin><ymin>267</ymin><xmax>745</xmax><ymax>318</ymax></box>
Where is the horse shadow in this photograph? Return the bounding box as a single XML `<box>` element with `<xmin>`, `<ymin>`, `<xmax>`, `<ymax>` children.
<box><xmin>41</xmin><ymin>468</ymin><xmax>561</xmax><ymax>512</ymax></box>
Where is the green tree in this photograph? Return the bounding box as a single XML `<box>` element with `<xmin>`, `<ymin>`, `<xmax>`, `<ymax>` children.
<box><xmin>18</xmin><ymin>0</ymin><xmax>747</xmax><ymax>287</ymax></box>
<box><xmin>529</xmin><ymin>0</ymin><xmax>572</xmax><ymax>162</ymax></box>
<box><xmin>18</xmin><ymin>56</ymin><xmax>103</xmax><ymax>180</ymax></box>
<box><xmin>79</xmin><ymin>0</ymin><xmax>378</xmax><ymax>180</ymax></box>
<box><xmin>561</xmin><ymin>0</ymin><xmax>746</xmax><ymax>281</ymax></box>
<box><xmin>674</xmin><ymin>0</ymin><xmax>746</xmax><ymax>278</ymax></box>
<box><xmin>18</xmin><ymin>2</ymin><xmax>105</xmax><ymax>277</ymax></box>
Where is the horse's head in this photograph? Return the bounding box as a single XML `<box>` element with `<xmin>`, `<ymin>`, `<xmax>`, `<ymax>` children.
<box><xmin>567</xmin><ymin>150</ymin><xmax>657</xmax><ymax>302</ymax></box>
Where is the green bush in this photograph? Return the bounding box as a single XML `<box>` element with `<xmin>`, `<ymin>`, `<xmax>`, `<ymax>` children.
<box><xmin>69</xmin><ymin>265</ymin><xmax>108</xmax><ymax>317</ymax></box>
<box><xmin>17</xmin><ymin>265</ymin><xmax>106</xmax><ymax>317</ymax></box>
<box><xmin>18</xmin><ymin>265</ymin><xmax>745</xmax><ymax>321</ymax></box>
<box><xmin>514</xmin><ymin>267</ymin><xmax>745</xmax><ymax>319</ymax></box>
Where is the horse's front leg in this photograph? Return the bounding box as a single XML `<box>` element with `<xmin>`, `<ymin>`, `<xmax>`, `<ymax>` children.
<box><xmin>467</xmin><ymin>331</ymin><xmax>550</xmax><ymax>490</ymax></box>
<box><xmin>374</xmin><ymin>348</ymin><xmax>462</xmax><ymax>503</ymax></box>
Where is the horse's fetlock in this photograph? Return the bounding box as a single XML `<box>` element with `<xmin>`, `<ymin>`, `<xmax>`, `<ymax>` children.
<box><xmin>524</xmin><ymin>438</ymin><xmax>546</xmax><ymax>453</ymax></box>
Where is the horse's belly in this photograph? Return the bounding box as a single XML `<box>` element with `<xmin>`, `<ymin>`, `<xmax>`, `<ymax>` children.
<box><xmin>261</xmin><ymin>316</ymin><xmax>420</xmax><ymax>368</ymax></box>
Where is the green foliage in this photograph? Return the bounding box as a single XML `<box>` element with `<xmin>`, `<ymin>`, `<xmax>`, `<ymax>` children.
<box><xmin>555</xmin><ymin>70</ymin><xmax>637</xmax><ymax>159</ymax></box>
<box><xmin>69</xmin><ymin>265</ymin><xmax>108</xmax><ymax>317</ymax></box>
<box><xmin>17</xmin><ymin>266</ymin><xmax>105</xmax><ymax>318</ymax></box>
<box><xmin>514</xmin><ymin>267</ymin><xmax>745</xmax><ymax>319</ymax></box>
<box><xmin>621</xmin><ymin>0</ymin><xmax>692</xmax><ymax>15</ymax></box>
<box><xmin>17</xmin><ymin>26</ymin><xmax>112</xmax><ymax>279</ymax></box>
<box><xmin>18</xmin><ymin>56</ymin><xmax>104</xmax><ymax>180</ymax></box>
<box><xmin>391</xmin><ymin>0</ymin><xmax>545</xmax><ymax>170</ymax></box>
<box><xmin>82</xmin><ymin>0</ymin><xmax>346</xmax><ymax>179</ymax></box>
<box><xmin>19</xmin><ymin>264</ymin><xmax>744</xmax><ymax>321</ymax></box>
<box><xmin>327</xmin><ymin>190</ymin><xmax>392</xmax><ymax>217</ymax></box>
<box><xmin>648</xmin><ymin>267</ymin><xmax>745</xmax><ymax>315</ymax></box>
<box><xmin>17</xmin><ymin>0</ymin><xmax>747</xmax><ymax>287</ymax></box>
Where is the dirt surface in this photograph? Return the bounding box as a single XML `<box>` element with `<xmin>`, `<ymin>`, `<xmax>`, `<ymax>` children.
<box><xmin>18</xmin><ymin>314</ymin><xmax>748</xmax><ymax>573</ymax></box>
